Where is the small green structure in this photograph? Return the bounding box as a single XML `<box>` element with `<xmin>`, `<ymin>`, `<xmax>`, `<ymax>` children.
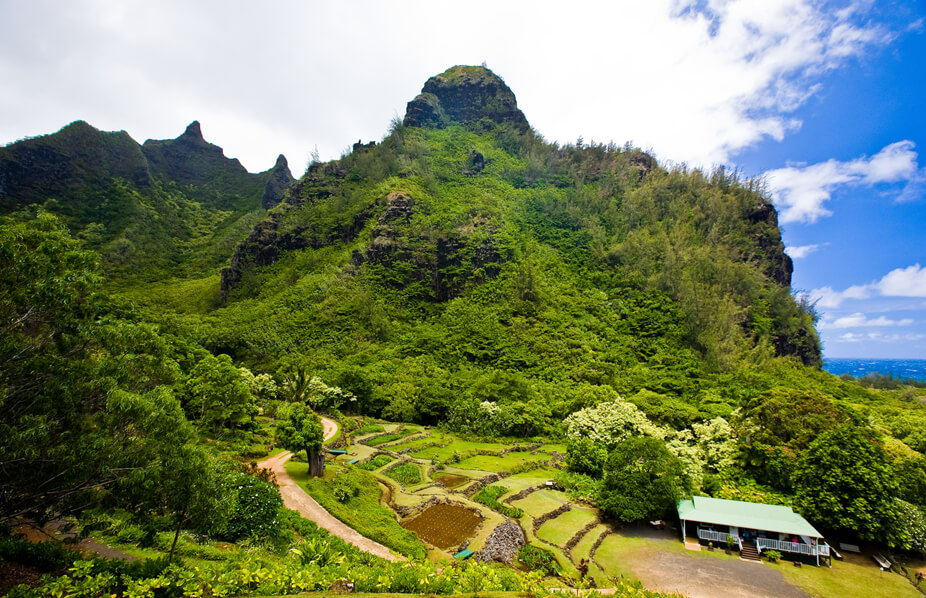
<box><xmin>678</xmin><ymin>496</ymin><xmax>830</xmax><ymax>566</ymax></box>
<box><xmin>327</xmin><ymin>449</ymin><xmax>347</xmax><ymax>455</ymax></box>
<box><xmin>453</xmin><ymin>549</ymin><xmax>474</xmax><ymax>560</ymax></box>
<box><xmin>347</xmin><ymin>458</ymin><xmax>359</xmax><ymax>464</ymax></box>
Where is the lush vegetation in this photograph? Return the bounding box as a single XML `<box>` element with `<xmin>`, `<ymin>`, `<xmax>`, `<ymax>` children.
<box><xmin>2</xmin><ymin>65</ymin><xmax>925</xmax><ymax>596</ymax></box>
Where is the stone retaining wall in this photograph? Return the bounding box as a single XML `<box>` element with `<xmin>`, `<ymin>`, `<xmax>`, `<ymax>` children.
<box><xmin>564</xmin><ymin>518</ymin><xmax>602</xmax><ymax>560</ymax></box>
<box><xmin>532</xmin><ymin>502</ymin><xmax>572</xmax><ymax>534</ymax></box>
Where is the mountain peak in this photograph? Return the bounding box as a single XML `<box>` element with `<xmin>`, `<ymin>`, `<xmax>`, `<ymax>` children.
<box><xmin>404</xmin><ymin>65</ymin><xmax>528</xmax><ymax>130</ymax></box>
<box><xmin>261</xmin><ymin>154</ymin><xmax>295</xmax><ymax>209</ymax></box>
<box><xmin>178</xmin><ymin>120</ymin><xmax>210</xmax><ymax>147</ymax></box>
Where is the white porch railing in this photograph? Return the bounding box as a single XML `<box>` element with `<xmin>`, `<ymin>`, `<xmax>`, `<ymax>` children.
<box><xmin>757</xmin><ymin>537</ymin><xmax>829</xmax><ymax>557</ymax></box>
<box><xmin>697</xmin><ymin>529</ymin><xmax>740</xmax><ymax>547</ymax></box>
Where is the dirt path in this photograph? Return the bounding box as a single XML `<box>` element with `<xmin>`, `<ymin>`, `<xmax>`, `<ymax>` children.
<box><xmin>320</xmin><ymin>416</ymin><xmax>338</xmax><ymax>442</ymax></box>
<box><xmin>259</xmin><ymin>417</ymin><xmax>404</xmax><ymax>562</ymax></box>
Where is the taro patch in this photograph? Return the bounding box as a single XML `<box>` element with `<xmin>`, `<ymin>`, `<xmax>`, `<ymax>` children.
<box><xmin>401</xmin><ymin>502</ymin><xmax>482</xmax><ymax>549</ymax></box>
<box><xmin>434</xmin><ymin>473</ymin><xmax>469</xmax><ymax>489</ymax></box>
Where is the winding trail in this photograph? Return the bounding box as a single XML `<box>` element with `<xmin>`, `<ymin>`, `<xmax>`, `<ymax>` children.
<box><xmin>259</xmin><ymin>416</ymin><xmax>404</xmax><ymax>562</ymax></box>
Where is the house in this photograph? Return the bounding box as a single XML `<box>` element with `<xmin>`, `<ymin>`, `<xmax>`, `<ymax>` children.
<box><xmin>677</xmin><ymin>495</ymin><xmax>830</xmax><ymax>566</ymax></box>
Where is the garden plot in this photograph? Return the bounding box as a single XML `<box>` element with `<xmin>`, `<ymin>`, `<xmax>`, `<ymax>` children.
<box><xmin>400</xmin><ymin>502</ymin><xmax>483</xmax><ymax>549</ymax></box>
<box><xmin>454</xmin><ymin>451</ymin><xmax>550</xmax><ymax>472</ymax></box>
<box><xmin>536</xmin><ymin>507</ymin><xmax>598</xmax><ymax>546</ymax></box>
<box><xmin>511</xmin><ymin>489</ymin><xmax>570</xmax><ymax>518</ymax></box>
<box><xmin>410</xmin><ymin>438</ymin><xmax>512</xmax><ymax>461</ymax></box>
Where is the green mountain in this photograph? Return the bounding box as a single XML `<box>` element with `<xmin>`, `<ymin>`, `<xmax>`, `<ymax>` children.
<box><xmin>0</xmin><ymin>119</ymin><xmax>293</xmax><ymax>279</ymax></box>
<box><xmin>3</xmin><ymin>66</ymin><xmax>925</xmax><ymax>584</ymax></box>
<box><xmin>93</xmin><ymin>64</ymin><xmax>814</xmax><ymax>431</ymax></box>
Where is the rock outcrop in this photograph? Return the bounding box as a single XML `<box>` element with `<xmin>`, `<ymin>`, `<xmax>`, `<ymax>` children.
<box><xmin>404</xmin><ymin>66</ymin><xmax>529</xmax><ymax>130</ymax></box>
<box><xmin>142</xmin><ymin>121</ymin><xmax>249</xmax><ymax>187</ymax></box>
<box><xmin>261</xmin><ymin>154</ymin><xmax>295</xmax><ymax>209</ymax></box>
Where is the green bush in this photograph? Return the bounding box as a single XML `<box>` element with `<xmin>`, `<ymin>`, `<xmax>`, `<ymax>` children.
<box><xmin>518</xmin><ymin>544</ymin><xmax>560</xmax><ymax>575</ymax></box>
<box><xmin>220</xmin><ymin>472</ymin><xmax>284</xmax><ymax>542</ymax></box>
<box><xmin>0</xmin><ymin>538</ymin><xmax>76</xmax><ymax>572</ymax></box>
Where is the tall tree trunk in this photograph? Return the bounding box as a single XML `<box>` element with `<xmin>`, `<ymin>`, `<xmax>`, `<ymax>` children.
<box><xmin>307</xmin><ymin>447</ymin><xmax>325</xmax><ymax>477</ymax></box>
<box><xmin>168</xmin><ymin>511</ymin><xmax>185</xmax><ymax>564</ymax></box>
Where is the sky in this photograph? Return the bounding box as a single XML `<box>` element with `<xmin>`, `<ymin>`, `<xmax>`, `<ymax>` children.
<box><xmin>1</xmin><ymin>0</ymin><xmax>924</xmax><ymax>358</ymax></box>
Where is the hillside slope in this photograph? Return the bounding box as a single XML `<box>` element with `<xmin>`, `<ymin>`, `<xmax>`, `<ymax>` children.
<box><xmin>133</xmin><ymin>65</ymin><xmax>821</xmax><ymax>429</ymax></box>
<box><xmin>0</xmin><ymin>120</ymin><xmax>293</xmax><ymax>280</ymax></box>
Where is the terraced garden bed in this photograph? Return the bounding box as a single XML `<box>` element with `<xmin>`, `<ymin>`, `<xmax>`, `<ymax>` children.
<box><xmin>401</xmin><ymin>502</ymin><xmax>483</xmax><ymax>549</ymax></box>
<box><xmin>454</xmin><ymin>452</ymin><xmax>550</xmax><ymax>472</ymax></box>
<box><xmin>384</xmin><ymin>462</ymin><xmax>422</xmax><ymax>485</ymax></box>
<box><xmin>511</xmin><ymin>489</ymin><xmax>570</xmax><ymax>517</ymax></box>
<box><xmin>536</xmin><ymin>507</ymin><xmax>598</xmax><ymax>546</ymax></box>
<box><xmin>434</xmin><ymin>473</ymin><xmax>470</xmax><ymax>489</ymax></box>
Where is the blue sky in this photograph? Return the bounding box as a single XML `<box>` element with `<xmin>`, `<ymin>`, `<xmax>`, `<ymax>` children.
<box><xmin>735</xmin><ymin>8</ymin><xmax>926</xmax><ymax>358</ymax></box>
<box><xmin>0</xmin><ymin>0</ymin><xmax>923</xmax><ymax>358</ymax></box>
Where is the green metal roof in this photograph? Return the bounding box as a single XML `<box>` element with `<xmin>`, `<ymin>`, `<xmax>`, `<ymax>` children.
<box><xmin>677</xmin><ymin>496</ymin><xmax>822</xmax><ymax>538</ymax></box>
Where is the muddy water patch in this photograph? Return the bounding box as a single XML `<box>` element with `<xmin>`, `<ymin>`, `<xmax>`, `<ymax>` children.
<box><xmin>401</xmin><ymin>502</ymin><xmax>483</xmax><ymax>549</ymax></box>
<box><xmin>434</xmin><ymin>474</ymin><xmax>469</xmax><ymax>489</ymax></box>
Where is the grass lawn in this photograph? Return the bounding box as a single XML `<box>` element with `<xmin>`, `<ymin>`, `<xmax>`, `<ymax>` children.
<box><xmin>454</xmin><ymin>452</ymin><xmax>549</xmax><ymax>472</ymax></box>
<box><xmin>773</xmin><ymin>557</ymin><xmax>922</xmax><ymax>598</ymax></box>
<box><xmin>511</xmin><ymin>489</ymin><xmax>570</xmax><ymax>518</ymax></box>
<box><xmin>535</xmin><ymin>507</ymin><xmax>599</xmax><ymax>547</ymax></box>
<box><xmin>594</xmin><ymin>532</ymin><xmax>681</xmax><ymax>582</ymax></box>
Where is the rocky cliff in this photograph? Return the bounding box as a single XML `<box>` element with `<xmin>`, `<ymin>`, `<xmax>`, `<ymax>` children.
<box><xmin>404</xmin><ymin>65</ymin><xmax>529</xmax><ymax>130</ymax></box>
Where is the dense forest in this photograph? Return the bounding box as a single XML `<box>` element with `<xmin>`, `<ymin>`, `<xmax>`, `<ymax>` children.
<box><xmin>1</xmin><ymin>65</ymin><xmax>924</xmax><ymax>596</ymax></box>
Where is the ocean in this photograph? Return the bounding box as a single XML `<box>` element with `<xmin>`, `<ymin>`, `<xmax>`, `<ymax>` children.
<box><xmin>823</xmin><ymin>358</ymin><xmax>926</xmax><ymax>382</ymax></box>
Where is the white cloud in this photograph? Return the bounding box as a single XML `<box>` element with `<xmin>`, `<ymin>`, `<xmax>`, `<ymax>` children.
<box><xmin>836</xmin><ymin>332</ymin><xmax>925</xmax><ymax>343</ymax></box>
<box><xmin>809</xmin><ymin>284</ymin><xmax>872</xmax><ymax>309</ymax></box>
<box><xmin>819</xmin><ymin>312</ymin><xmax>914</xmax><ymax>329</ymax></box>
<box><xmin>877</xmin><ymin>264</ymin><xmax>926</xmax><ymax>297</ymax></box>
<box><xmin>786</xmin><ymin>243</ymin><xmax>820</xmax><ymax>259</ymax></box>
<box><xmin>811</xmin><ymin>264</ymin><xmax>926</xmax><ymax>310</ymax></box>
<box><xmin>0</xmin><ymin>0</ymin><xmax>900</xmax><ymax>171</ymax></box>
<box><xmin>765</xmin><ymin>141</ymin><xmax>922</xmax><ymax>224</ymax></box>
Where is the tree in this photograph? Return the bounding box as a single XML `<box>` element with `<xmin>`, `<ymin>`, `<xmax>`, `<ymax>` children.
<box><xmin>597</xmin><ymin>436</ymin><xmax>692</xmax><ymax>523</ymax></box>
<box><xmin>107</xmin><ymin>387</ymin><xmax>229</xmax><ymax>563</ymax></box>
<box><xmin>0</xmin><ymin>213</ymin><xmax>186</xmax><ymax>523</ymax></box>
<box><xmin>181</xmin><ymin>353</ymin><xmax>256</xmax><ymax>431</ymax></box>
<box><xmin>276</xmin><ymin>402</ymin><xmax>325</xmax><ymax>476</ymax></box>
<box><xmin>793</xmin><ymin>426</ymin><xmax>900</xmax><ymax>543</ymax></box>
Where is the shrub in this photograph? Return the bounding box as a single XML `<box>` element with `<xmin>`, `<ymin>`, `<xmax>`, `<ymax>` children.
<box><xmin>220</xmin><ymin>472</ymin><xmax>284</xmax><ymax>542</ymax></box>
<box><xmin>518</xmin><ymin>544</ymin><xmax>560</xmax><ymax>575</ymax></box>
<box><xmin>0</xmin><ymin>538</ymin><xmax>76</xmax><ymax>572</ymax></box>
<box><xmin>765</xmin><ymin>549</ymin><xmax>782</xmax><ymax>562</ymax></box>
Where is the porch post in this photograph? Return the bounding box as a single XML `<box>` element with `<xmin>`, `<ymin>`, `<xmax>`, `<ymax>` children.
<box><xmin>681</xmin><ymin>519</ymin><xmax>686</xmax><ymax>542</ymax></box>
